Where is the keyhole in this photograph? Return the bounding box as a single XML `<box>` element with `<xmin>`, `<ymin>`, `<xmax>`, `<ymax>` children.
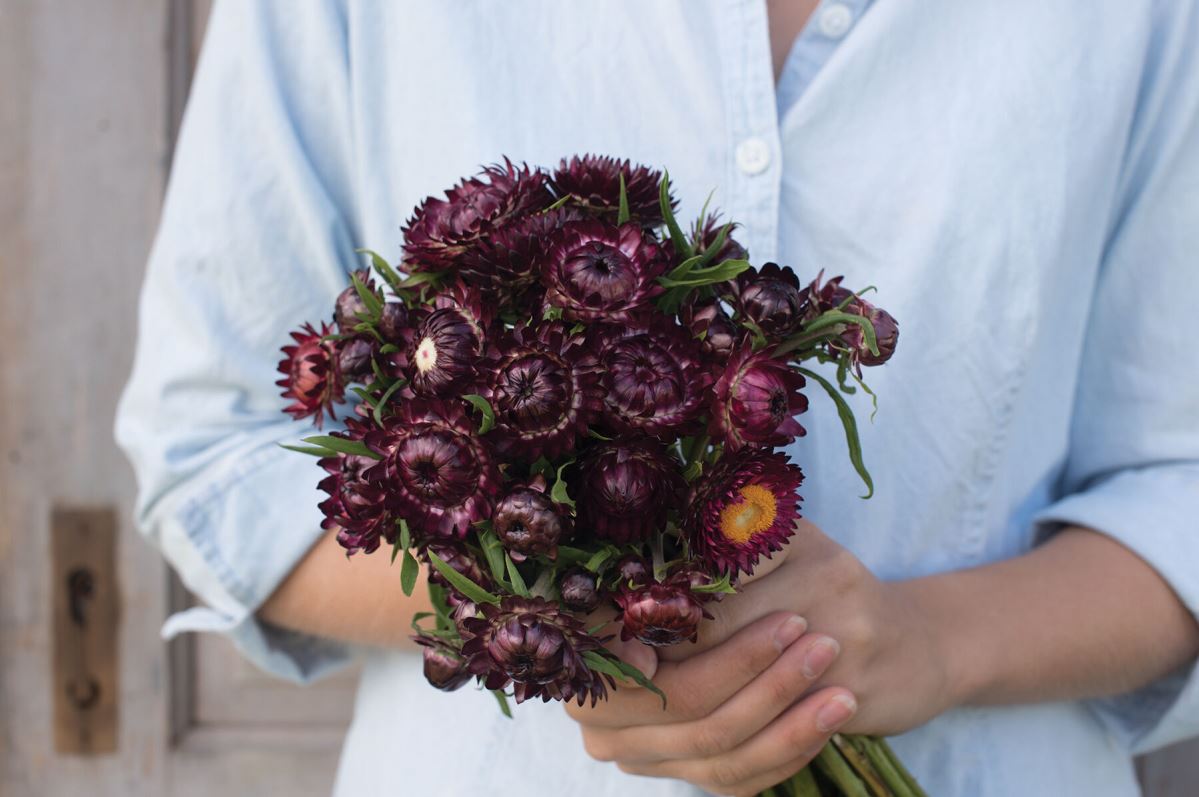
<box><xmin>67</xmin><ymin>567</ymin><xmax>94</xmax><ymax>627</ymax></box>
<box><xmin>66</xmin><ymin>677</ymin><xmax>101</xmax><ymax>710</ymax></box>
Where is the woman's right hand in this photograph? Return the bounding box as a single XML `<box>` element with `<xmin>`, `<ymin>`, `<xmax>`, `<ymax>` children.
<box><xmin>565</xmin><ymin>612</ymin><xmax>854</xmax><ymax>797</ymax></box>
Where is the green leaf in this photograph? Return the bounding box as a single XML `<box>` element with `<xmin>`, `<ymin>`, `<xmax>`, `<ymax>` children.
<box><xmin>543</xmin><ymin>194</ymin><xmax>572</xmax><ymax>212</ymax></box>
<box><xmin>550</xmin><ymin>459</ymin><xmax>576</xmax><ymax>510</ymax></box>
<box><xmin>356</xmin><ymin>248</ymin><xmax>404</xmax><ymax>293</ymax></box>
<box><xmin>659</xmin><ymin>171</ymin><xmax>691</xmax><ymax>258</ymax></box>
<box><xmin>427</xmin><ymin>582</ymin><xmax>452</xmax><ymax>629</ymax></box>
<box><xmin>462</xmin><ymin>394</ymin><xmax>495</xmax><ymax>434</ymax></box>
<box><xmin>554</xmin><ymin>545</ymin><xmax>592</xmax><ymax>566</ymax></box>
<box><xmin>505</xmin><ymin>553</ymin><xmax>529</xmax><ymax>597</ymax></box>
<box><xmin>655</xmin><ymin>285</ymin><xmax>692</xmax><ymax>316</ymax></box>
<box><xmin>351</xmin><ymin>270</ymin><xmax>383</xmax><ymax>318</ymax></box>
<box><xmin>395</xmin><ymin>271</ymin><xmax>444</xmax><ymax>290</ymax></box>
<box><xmin>372</xmin><ymin>378</ymin><xmax>407</xmax><ymax>427</ymax></box>
<box><xmin>478</xmin><ymin>528</ymin><xmax>509</xmax><ymax>588</ymax></box>
<box><xmin>279</xmin><ymin>442</ymin><xmax>336</xmax><ymax>457</ymax></box>
<box><xmin>583</xmin><ymin>652</ymin><xmax>668</xmax><ymax>708</ymax></box>
<box><xmin>491</xmin><ymin>689</ymin><xmax>514</xmax><ymax>718</ymax></box>
<box><xmin>586</xmin><ymin>428</ymin><xmax>614</xmax><ymax>441</ymax></box>
<box><xmin>391</xmin><ymin>517</ymin><xmax>411</xmax><ymax>565</ymax></box>
<box><xmin>664</xmin><ymin>253</ymin><xmax>706</xmax><ymax>283</ymax></box>
<box><xmin>690</xmin><ymin>572</ymin><xmax>738</xmax><ymax>595</ymax></box>
<box><xmin>683</xmin><ymin>460</ymin><xmax>703</xmax><ymax>482</ymax></box>
<box><xmin>300</xmin><ymin>435</ymin><xmax>380</xmax><ymax>460</ymax></box>
<box><xmin>428</xmin><ymin>551</ymin><xmax>500</xmax><ymax>605</ymax></box>
<box><xmin>797</xmin><ymin>367</ymin><xmax>874</xmax><ymax>499</ymax></box>
<box><xmin>616</xmin><ymin>172</ymin><xmax>631</xmax><ymax>225</ymax></box>
<box><xmin>657</xmin><ymin>259</ymin><xmax>750</xmax><ymax>288</ymax></box>
<box><xmin>584</xmin><ymin>546</ymin><xmax>616</xmax><ymax>573</ymax></box>
<box><xmin>400</xmin><ymin>549</ymin><xmax>420</xmax><ymax>596</ymax></box>
<box><xmin>797</xmin><ymin>310</ymin><xmax>879</xmax><ymax>356</ymax></box>
<box><xmin>696</xmin><ymin>221</ymin><xmax>733</xmax><ymax>267</ymax></box>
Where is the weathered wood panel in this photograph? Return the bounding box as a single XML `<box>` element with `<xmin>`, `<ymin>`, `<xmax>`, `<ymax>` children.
<box><xmin>0</xmin><ymin>2</ymin><xmax>174</xmax><ymax>795</ymax></box>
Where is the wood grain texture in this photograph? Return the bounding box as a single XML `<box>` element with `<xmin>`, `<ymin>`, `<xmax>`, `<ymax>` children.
<box><xmin>0</xmin><ymin>2</ymin><xmax>346</xmax><ymax>795</ymax></box>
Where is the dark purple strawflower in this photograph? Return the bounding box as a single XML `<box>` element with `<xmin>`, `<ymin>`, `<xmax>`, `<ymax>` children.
<box><xmin>680</xmin><ymin>296</ymin><xmax>740</xmax><ymax>364</ymax></box>
<box><xmin>802</xmin><ymin>272</ymin><xmax>899</xmax><ymax>367</ymax></box>
<box><xmin>458</xmin><ymin>208</ymin><xmax>581</xmax><ymax>304</ymax></box>
<box><xmin>685</xmin><ymin>448</ymin><xmax>803</xmax><ymax>577</ymax></box>
<box><xmin>613</xmin><ymin>555</ymin><xmax>652</xmax><ymax>588</ymax></box>
<box><xmin>541</xmin><ymin>220</ymin><xmax>668</xmax><ymax>323</ymax></box>
<box><xmin>689</xmin><ymin>212</ymin><xmax>748</xmax><ymax>264</ymax></box>
<box><xmin>550</xmin><ymin>154</ymin><xmax>673</xmax><ymax>225</ymax></box>
<box><xmin>492</xmin><ymin>476</ymin><xmax>569</xmax><ymax>562</ymax></box>
<box><xmin>336</xmin><ymin>336</ymin><xmax>375</xmax><ymax>383</ymax></box>
<box><xmin>484</xmin><ymin>322</ymin><xmax>603</xmax><ymax>461</ymax></box>
<box><xmin>574</xmin><ymin>439</ymin><xmax>684</xmax><ymax>544</ymax></box>
<box><xmin>378</xmin><ymin>301</ymin><xmax>410</xmax><ymax>343</ymax></box>
<box><xmin>334</xmin><ymin>269</ymin><xmax>378</xmax><ymax>333</ymax></box>
<box><xmin>317</xmin><ymin>421</ymin><xmax>393</xmax><ymax>555</ymax></box>
<box><xmin>460</xmin><ymin>597</ymin><xmax>611</xmax><ymax>706</ymax></box>
<box><xmin>413</xmin><ymin>633</ymin><xmax>473</xmax><ymax>692</ymax></box>
<box><xmin>731</xmin><ymin>262</ymin><xmax>807</xmax><ymax>339</ymax></box>
<box><xmin>709</xmin><ymin>345</ymin><xmax>808</xmax><ymax>451</ymax></box>
<box><xmin>408</xmin><ymin>281</ymin><xmax>490</xmax><ymax>397</ymax></box>
<box><xmin>366</xmin><ymin>400</ymin><xmax>500</xmax><ymax>539</ymax></box>
<box><xmin>559</xmin><ymin>568</ymin><xmax>601</xmax><ymax>613</ymax></box>
<box><xmin>835</xmin><ymin>294</ymin><xmax>899</xmax><ymax>367</ymax></box>
<box><xmin>403</xmin><ymin>159</ymin><xmax>553</xmax><ymax>272</ymax></box>
<box><xmin>615</xmin><ymin>582</ymin><xmax>706</xmax><ymax>647</ymax></box>
<box><xmin>277</xmin><ymin>322</ymin><xmax>343</xmax><ymax>428</ymax></box>
<box><xmin>589</xmin><ymin>314</ymin><xmax>714</xmax><ymax>440</ymax></box>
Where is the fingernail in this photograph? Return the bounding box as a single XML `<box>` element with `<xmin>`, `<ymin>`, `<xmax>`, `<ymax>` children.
<box><xmin>801</xmin><ymin>637</ymin><xmax>840</xmax><ymax>679</ymax></box>
<box><xmin>773</xmin><ymin>615</ymin><xmax>808</xmax><ymax>652</ymax></box>
<box><xmin>816</xmin><ymin>694</ymin><xmax>857</xmax><ymax>732</ymax></box>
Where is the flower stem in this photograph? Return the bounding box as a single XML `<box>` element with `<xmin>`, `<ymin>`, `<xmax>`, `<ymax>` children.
<box><xmin>831</xmin><ymin>734</ymin><xmax>894</xmax><ymax>796</ymax></box>
<box><xmin>853</xmin><ymin>737</ymin><xmax>914</xmax><ymax>797</ymax></box>
<box><xmin>812</xmin><ymin>741</ymin><xmax>872</xmax><ymax>797</ymax></box>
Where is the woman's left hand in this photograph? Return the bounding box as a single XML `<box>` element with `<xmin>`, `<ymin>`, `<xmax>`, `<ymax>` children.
<box><xmin>567</xmin><ymin>519</ymin><xmax>959</xmax><ymax>792</ymax></box>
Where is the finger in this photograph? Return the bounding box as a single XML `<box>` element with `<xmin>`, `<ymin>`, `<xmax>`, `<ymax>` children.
<box><xmin>616</xmin><ymin>687</ymin><xmax>857</xmax><ymax>794</ymax></box>
<box><xmin>585</xmin><ymin>633</ymin><xmax>841</xmax><ymax>764</ymax></box>
<box><xmin>604</xmin><ymin>629</ymin><xmax>657</xmax><ymax>680</ymax></box>
<box><xmin>566</xmin><ymin>611</ymin><xmax>807</xmax><ymax>728</ymax></box>
<box><xmin>662</xmin><ymin>521</ymin><xmax>848</xmax><ymax>661</ymax></box>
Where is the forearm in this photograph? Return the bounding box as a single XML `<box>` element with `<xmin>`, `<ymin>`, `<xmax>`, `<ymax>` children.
<box><xmin>901</xmin><ymin>526</ymin><xmax>1199</xmax><ymax>709</ymax></box>
<box><xmin>258</xmin><ymin>529</ymin><xmax>431</xmax><ymax>648</ymax></box>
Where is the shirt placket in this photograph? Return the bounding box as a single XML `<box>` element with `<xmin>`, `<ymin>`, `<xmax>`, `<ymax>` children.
<box><xmin>718</xmin><ymin>0</ymin><xmax>783</xmax><ymax>266</ymax></box>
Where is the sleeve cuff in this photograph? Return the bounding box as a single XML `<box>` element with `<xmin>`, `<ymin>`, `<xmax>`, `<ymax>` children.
<box><xmin>144</xmin><ymin>426</ymin><xmax>352</xmax><ymax>683</ymax></box>
<box><xmin>1033</xmin><ymin>462</ymin><xmax>1199</xmax><ymax>753</ymax></box>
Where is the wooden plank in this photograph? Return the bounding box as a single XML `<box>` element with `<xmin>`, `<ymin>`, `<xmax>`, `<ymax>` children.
<box><xmin>0</xmin><ymin>0</ymin><xmax>172</xmax><ymax>792</ymax></box>
<box><xmin>50</xmin><ymin>507</ymin><xmax>120</xmax><ymax>755</ymax></box>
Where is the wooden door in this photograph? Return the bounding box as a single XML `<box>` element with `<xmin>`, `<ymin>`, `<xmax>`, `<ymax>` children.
<box><xmin>0</xmin><ymin>2</ymin><xmax>354</xmax><ymax>795</ymax></box>
<box><xmin>1</xmin><ymin>3</ymin><xmax>1196</xmax><ymax>796</ymax></box>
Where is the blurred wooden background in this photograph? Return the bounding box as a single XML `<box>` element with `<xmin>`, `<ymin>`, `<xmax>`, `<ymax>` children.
<box><xmin>0</xmin><ymin>2</ymin><xmax>1195</xmax><ymax>795</ymax></box>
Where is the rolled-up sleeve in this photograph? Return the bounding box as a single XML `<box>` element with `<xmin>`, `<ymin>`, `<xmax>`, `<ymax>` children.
<box><xmin>1033</xmin><ymin>5</ymin><xmax>1199</xmax><ymax>754</ymax></box>
<box><xmin>115</xmin><ymin>0</ymin><xmax>357</xmax><ymax>683</ymax></box>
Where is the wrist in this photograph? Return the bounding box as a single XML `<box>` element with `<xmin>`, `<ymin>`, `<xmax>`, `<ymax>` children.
<box><xmin>891</xmin><ymin>574</ymin><xmax>990</xmax><ymax>713</ymax></box>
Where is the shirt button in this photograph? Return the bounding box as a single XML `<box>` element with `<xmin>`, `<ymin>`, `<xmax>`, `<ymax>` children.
<box><xmin>735</xmin><ymin>137</ymin><xmax>771</xmax><ymax>175</ymax></box>
<box><xmin>818</xmin><ymin>3</ymin><xmax>855</xmax><ymax>39</ymax></box>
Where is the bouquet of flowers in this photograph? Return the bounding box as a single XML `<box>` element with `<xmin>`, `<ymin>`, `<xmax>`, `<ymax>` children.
<box><xmin>277</xmin><ymin>156</ymin><xmax>921</xmax><ymax>796</ymax></box>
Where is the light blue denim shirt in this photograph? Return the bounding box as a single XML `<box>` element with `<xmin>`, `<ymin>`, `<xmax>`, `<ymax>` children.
<box><xmin>116</xmin><ymin>1</ymin><xmax>1199</xmax><ymax>795</ymax></box>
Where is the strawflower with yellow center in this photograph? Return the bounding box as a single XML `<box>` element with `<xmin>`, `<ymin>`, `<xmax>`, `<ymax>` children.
<box><xmin>686</xmin><ymin>448</ymin><xmax>804</xmax><ymax>577</ymax></box>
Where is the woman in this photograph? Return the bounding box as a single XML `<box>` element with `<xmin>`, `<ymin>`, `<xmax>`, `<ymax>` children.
<box><xmin>117</xmin><ymin>1</ymin><xmax>1199</xmax><ymax>795</ymax></box>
